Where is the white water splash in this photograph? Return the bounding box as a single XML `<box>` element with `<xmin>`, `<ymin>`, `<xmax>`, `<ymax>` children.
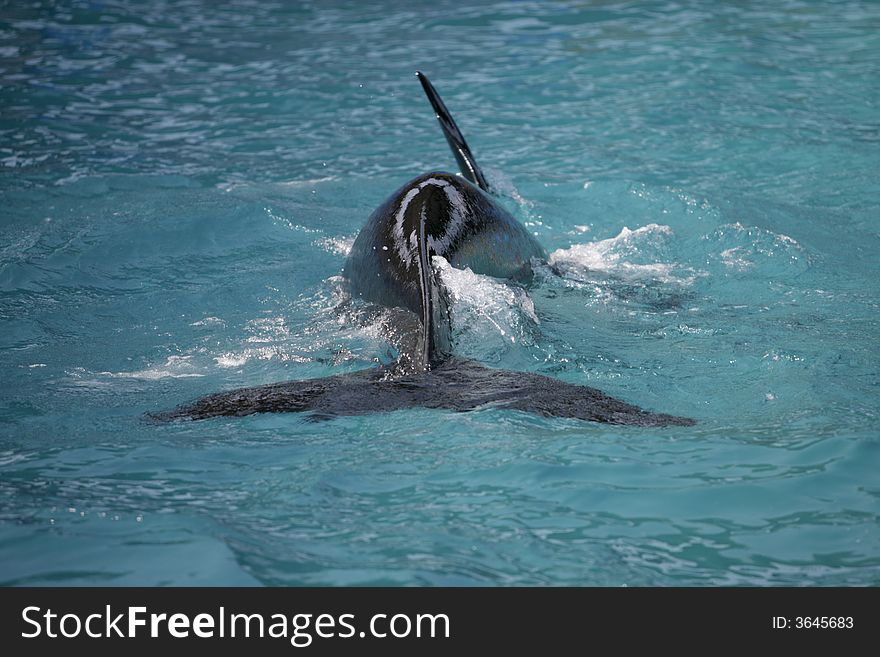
<box><xmin>214</xmin><ymin>353</ymin><xmax>250</xmax><ymax>368</ymax></box>
<box><xmin>69</xmin><ymin>356</ymin><xmax>206</xmax><ymax>384</ymax></box>
<box><xmin>190</xmin><ymin>316</ymin><xmax>226</xmax><ymax>327</ymax></box>
<box><xmin>110</xmin><ymin>356</ymin><xmax>205</xmax><ymax>380</ymax></box>
<box><xmin>550</xmin><ymin>224</ymin><xmax>698</xmax><ymax>286</ymax></box>
<box><xmin>314</xmin><ymin>235</ymin><xmax>355</xmax><ymax>256</ymax></box>
<box><xmin>433</xmin><ymin>256</ymin><xmax>538</xmax><ymax>347</ymax></box>
<box><xmin>712</xmin><ymin>222</ymin><xmax>806</xmax><ymax>271</ymax></box>
<box><xmin>720</xmin><ymin>247</ymin><xmax>752</xmax><ymax>270</ymax></box>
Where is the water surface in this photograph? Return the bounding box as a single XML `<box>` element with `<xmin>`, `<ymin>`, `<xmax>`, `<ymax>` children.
<box><xmin>1</xmin><ymin>0</ymin><xmax>878</xmax><ymax>585</ymax></box>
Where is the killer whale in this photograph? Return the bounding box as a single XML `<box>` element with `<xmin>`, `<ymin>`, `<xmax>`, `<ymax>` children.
<box><xmin>157</xmin><ymin>73</ymin><xmax>694</xmax><ymax>427</ymax></box>
<box><xmin>345</xmin><ymin>170</ymin><xmax>545</xmax><ymax>373</ymax></box>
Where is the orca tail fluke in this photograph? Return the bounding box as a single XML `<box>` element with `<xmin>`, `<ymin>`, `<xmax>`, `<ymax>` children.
<box><xmin>151</xmin><ymin>359</ymin><xmax>695</xmax><ymax>428</ymax></box>
<box><xmin>416</xmin><ymin>71</ymin><xmax>491</xmax><ymax>193</ymax></box>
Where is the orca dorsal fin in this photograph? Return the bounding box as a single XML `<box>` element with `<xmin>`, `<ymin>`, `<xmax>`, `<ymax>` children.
<box><xmin>416</xmin><ymin>71</ymin><xmax>491</xmax><ymax>193</ymax></box>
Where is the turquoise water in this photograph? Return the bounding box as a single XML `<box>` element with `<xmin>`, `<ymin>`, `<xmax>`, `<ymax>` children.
<box><xmin>1</xmin><ymin>0</ymin><xmax>878</xmax><ymax>586</ymax></box>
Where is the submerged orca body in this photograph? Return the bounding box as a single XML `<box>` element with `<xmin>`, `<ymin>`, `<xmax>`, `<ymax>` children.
<box><xmin>160</xmin><ymin>73</ymin><xmax>694</xmax><ymax>427</ymax></box>
<box><xmin>161</xmin><ymin>358</ymin><xmax>691</xmax><ymax>427</ymax></box>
